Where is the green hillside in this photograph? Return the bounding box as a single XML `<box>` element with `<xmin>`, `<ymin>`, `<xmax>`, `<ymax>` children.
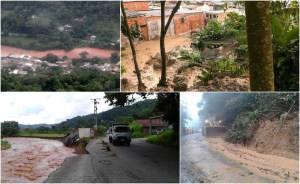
<box><xmin>1</xmin><ymin>1</ymin><xmax>119</xmax><ymax>51</ymax></box>
<box><xmin>51</xmin><ymin>99</ymin><xmax>157</xmax><ymax>133</ymax></box>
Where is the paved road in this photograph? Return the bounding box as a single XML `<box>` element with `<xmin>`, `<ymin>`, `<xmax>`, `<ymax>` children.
<box><xmin>45</xmin><ymin>138</ymin><xmax>179</xmax><ymax>183</ymax></box>
<box><xmin>180</xmin><ymin>133</ymin><xmax>271</xmax><ymax>183</ymax></box>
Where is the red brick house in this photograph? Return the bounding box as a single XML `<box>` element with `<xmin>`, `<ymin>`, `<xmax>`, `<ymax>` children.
<box><xmin>135</xmin><ymin>115</ymin><xmax>168</xmax><ymax>134</ymax></box>
<box><xmin>125</xmin><ymin>9</ymin><xmax>204</xmax><ymax>41</ymax></box>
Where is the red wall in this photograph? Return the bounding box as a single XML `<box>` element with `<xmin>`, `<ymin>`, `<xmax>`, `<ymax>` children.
<box><xmin>123</xmin><ymin>1</ymin><xmax>149</xmax><ymax>11</ymax></box>
<box><xmin>173</xmin><ymin>13</ymin><xmax>204</xmax><ymax>35</ymax></box>
<box><xmin>127</xmin><ymin>12</ymin><xmax>204</xmax><ymax>40</ymax></box>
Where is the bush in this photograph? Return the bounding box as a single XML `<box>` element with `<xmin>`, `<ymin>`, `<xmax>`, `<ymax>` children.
<box><xmin>129</xmin><ymin>122</ymin><xmax>144</xmax><ymax>138</ymax></box>
<box><xmin>1</xmin><ymin>141</ymin><xmax>11</xmax><ymax>150</ymax></box>
<box><xmin>178</xmin><ymin>49</ymin><xmax>203</xmax><ymax>64</ymax></box>
<box><xmin>97</xmin><ymin>125</ymin><xmax>107</xmax><ymax>137</ymax></box>
<box><xmin>132</xmin><ymin>131</ymin><xmax>144</xmax><ymax>138</ymax></box>
<box><xmin>147</xmin><ymin>129</ymin><xmax>174</xmax><ymax>146</ymax></box>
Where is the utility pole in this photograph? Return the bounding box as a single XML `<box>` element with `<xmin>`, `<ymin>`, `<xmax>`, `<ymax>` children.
<box><xmin>91</xmin><ymin>98</ymin><xmax>101</xmax><ymax>130</ymax></box>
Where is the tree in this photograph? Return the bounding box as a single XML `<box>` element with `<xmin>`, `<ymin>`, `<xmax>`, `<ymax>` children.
<box><xmin>110</xmin><ymin>53</ymin><xmax>119</xmax><ymax>64</ymax></box>
<box><xmin>1</xmin><ymin>121</ymin><xmax>20</xmax><ymax>137</ymax></box>
<box><xmin>79</xmin><ymin>51</ymin><xmax>89</xmax><ymax>60</ymax></box>
<box><xmin>158</xmin><ymin>1</ymin><xmax>182</xmax><ymax>87</ymax></box>
<box><xmin>121</xmin><ymin>2</ymin><xmax>146</xmax><ymax>91</ymax></box>
<box><xmin>41</xmin><ymin>53</ymin><xmax>59</xmax><ymax>63</ymax></box>
<box><xmin>245</xmin><ymin>1</ymin><xmax>274</xmax><ymax>91</ymax></box>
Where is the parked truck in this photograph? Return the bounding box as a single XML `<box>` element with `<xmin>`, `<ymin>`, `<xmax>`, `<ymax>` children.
<box><xmin>108</xmin><ymin>123</ymin><xmax>131</xmax><ymax>146</ymax></box>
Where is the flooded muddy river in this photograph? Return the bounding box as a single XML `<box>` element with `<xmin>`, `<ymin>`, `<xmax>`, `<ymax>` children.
<box><xmin>1</xmin><ymin>137</ymin><xmax>76</xmax><ymax>183</ymax></box>
<box><xmin>1</xmin><ymin>46</ymin><xmax>119</xmax><ymax>59</ymax></box>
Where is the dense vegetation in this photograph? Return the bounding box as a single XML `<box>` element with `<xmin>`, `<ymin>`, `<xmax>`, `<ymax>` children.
<box><xmin>1</xmin><ymin>1</ymin><xmax>119</xmax><ymax>51</ymax></box>
<box><xmin>185</xmin><ymin>1</ymin><xmax>299</xmax><ymax>91</ymax></box>
<box><xmin>1</xmin><ymin>68</ymin><xmax>120</xmax><ymax>91</ymax></box>
<box><xmin>1</xmin><ymin>121</ymin><xmax>20</xmax><ymax>137</ymax></box>
<box><xmin>147</xmin><ymin>129</ymin><xmax>176</xmax><ymax>147</ymax></box>
<box><xmin>198</xmin><ymin>93</ymin><xmax>299</xmax><ymax>143</ymax></box>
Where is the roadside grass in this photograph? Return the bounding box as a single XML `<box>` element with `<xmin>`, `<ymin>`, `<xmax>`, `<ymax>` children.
<box><xmin>147</xmin><ymin>129</ymin><xmax>178</xmax><ymax>147</ymax></box>
<box><xmin>19</xmin><ymin>132</ymin><xmax>65</xmax><ymax>137</ymax></box>
<box><xmin>1</xmin><ymin>141</ymin><xmax>11</xmax><ymax>150</ymax></box>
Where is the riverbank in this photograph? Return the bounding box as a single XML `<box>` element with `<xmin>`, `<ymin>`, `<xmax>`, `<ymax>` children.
<box><xmin>1</xmin><ymin>137</ymin><xmax>76</xmax><ymax>183</ymax></box>
<box><xmin>1</xmin><ymin>45</ymin><xmax>119</xmax><ymax>59</ymax></box>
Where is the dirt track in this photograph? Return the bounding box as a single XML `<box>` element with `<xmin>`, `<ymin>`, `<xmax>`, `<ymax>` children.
<box><xmin>181</xmin><ymin>133</ymin><xmax>299</xmax><ymax>183</ymax></box>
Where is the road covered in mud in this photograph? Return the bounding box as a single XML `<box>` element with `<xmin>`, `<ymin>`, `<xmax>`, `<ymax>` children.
<box><xmin>181</xmin><ymin>133</ymin><xmax>299</xmax><ymax>183</ymax></box>
<box><xmin>1</xmin><ymin>137</ymin><xmax>76</xmax><ymax>183</ymax></box>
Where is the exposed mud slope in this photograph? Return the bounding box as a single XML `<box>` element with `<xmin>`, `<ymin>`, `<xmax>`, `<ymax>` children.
<box><xmin>1</xmin><ymin>137</ymin><xmax>76</xmax><ymax>183</ymax></box>
<box><xmin>207</xmin><ymin>137</ymin><xmax>299</xmax><ymax>183</ymax></box>
<box><xmin>121</xmin><ymin>35</ymin><xmax>191</xmax><ymax>91</ymax></box>
<box><xmin>121</xmin><ymin>35</ymin><xmax>250</xmax><ymax>91</ymax></box>
<box><xmin>246</xmin><ymin>111</ymin><xmax>299</xmax><ymax>160</ymax></box>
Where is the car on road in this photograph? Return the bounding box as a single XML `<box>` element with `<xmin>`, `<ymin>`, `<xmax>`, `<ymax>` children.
<box><xmin>108</xmin><ymin>123</ymin><xmax>131</xmax><ymax>146</ymax></box>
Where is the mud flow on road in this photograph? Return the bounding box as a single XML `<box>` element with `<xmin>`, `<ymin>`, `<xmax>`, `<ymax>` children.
<box><xmin>181</xmin><ymin>133</ymin><xmax>299</xmax><ymax>183</ymax></box>
<box><xmin>1</xmin><ymin>137</ymin><xmax>76</xmax><ymax>183</ymax></box>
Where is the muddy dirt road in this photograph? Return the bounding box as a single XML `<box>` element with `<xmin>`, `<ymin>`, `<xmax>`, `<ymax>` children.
<box><xmin>1</xmin><ymin>138</ymin><xmax>76</xmax><ymax>183</ymax></box>
<box><xmin>45</xmin><ymin>138</ymin><xmax>179</xmax><ymax>183</ymax></box>
<box><xmin>181</xmin><ymin>133</ymin><xmax>299</xmax><ymax>183</ymax></box>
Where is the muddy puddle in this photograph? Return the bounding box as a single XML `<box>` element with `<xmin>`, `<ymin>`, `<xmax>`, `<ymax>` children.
<box><xmin>1</xmin><ymin>45</ymin><xmax>119</xmax><ymax>59</ymax></box>
<box><xmin>1</xmin><ymin>137</ymin><xmax>76</xmax><ymax>183</ymax></box>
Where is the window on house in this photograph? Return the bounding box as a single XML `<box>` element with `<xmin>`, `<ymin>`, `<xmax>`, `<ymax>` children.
<box><xmin>181</xmin><ymin>17</ymin><xmax>185</xmax><ymax>24</ymax></box>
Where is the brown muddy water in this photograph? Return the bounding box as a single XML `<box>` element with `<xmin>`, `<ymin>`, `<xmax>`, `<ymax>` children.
<box><xmin>1</xmin><ymin>46</ymin><xmax>119</xmax><ymax>59</ymax></box>
<box><xmin>1</xmin><ymin>137</ymin><xmax>76</xmax><ymax>183</ymax></box>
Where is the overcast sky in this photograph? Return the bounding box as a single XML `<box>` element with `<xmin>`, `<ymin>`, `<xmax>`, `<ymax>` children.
<box><xmin>181</xmin><ymin>92</ymin><xmax>203</xmax><ymax>128</ymax></box>
<box><xmin>0</xmin><ymin>93</ymin><xmax>110</xmax><ymax>125</ymax></box>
